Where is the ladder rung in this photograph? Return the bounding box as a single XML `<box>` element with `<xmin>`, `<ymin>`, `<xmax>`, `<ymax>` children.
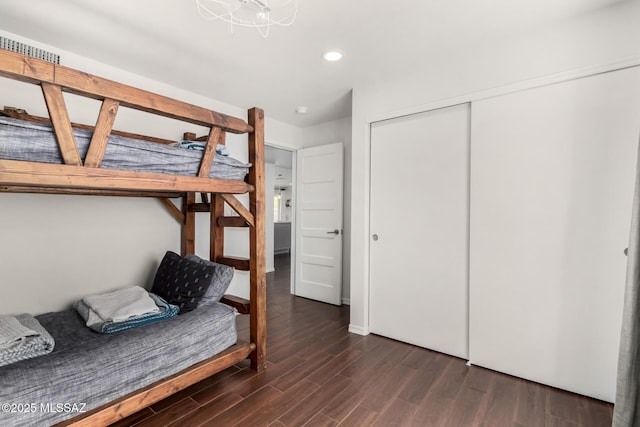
<box><xmin>218</xmin><ymin>216</ymin><xmax>249</xmax><ymax>227</ymax></box>
<box><xmin>216</xmin><ymin>256</ymin><xmax>250</xmax><ymax>271</ymax></box>
<box><xmin>220</xmin><ymin>295</ymin><xmax>250</xmax><ymax>314</ymax></box>
<box><xmin>188</xmin><ymin>202</ymin><xmax>210</xmax><ymax>212</ymax></box>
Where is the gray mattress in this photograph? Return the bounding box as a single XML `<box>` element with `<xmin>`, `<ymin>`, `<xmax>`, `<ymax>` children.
<box><xmin>0</xmin><ymin>116</ymin><xmax>250</xmax><ymax>180</ymax></box>
<box><xmin>0</xmin><ymin>302</ymin><xmax>237</xmax><ymax>427</ymax></box>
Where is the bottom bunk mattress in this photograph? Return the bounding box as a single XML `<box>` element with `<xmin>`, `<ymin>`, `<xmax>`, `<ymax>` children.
<box><xmin>0</xmin><ymin>301</ymin><xmax>237</xmax><ymax>427</ymax></box>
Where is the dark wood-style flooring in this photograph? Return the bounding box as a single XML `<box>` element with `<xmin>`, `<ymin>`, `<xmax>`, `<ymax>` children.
<box><xmin>112</xmin><ymin>254</ymin><xmax>613</xmax><ymax>426</ymax></box>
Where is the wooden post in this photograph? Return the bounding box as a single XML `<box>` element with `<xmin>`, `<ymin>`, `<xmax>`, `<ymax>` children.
<box><xmin>182</xmin><ymin>192</ymin><xmax>196</xmax><ymax>255</ymax></box>
<box><xmin>247</xmin><ymin>107</ymin><xmax>266</xmax><ymax>371</ymax></box>
<box><xmin>210</xmin><ymin>194</ymin><xmax>225</xmax><ymax>262</ymax></box>
<box><xmin>209</xmin><ymin>131</ymin><xmax>226</xmax><ymax>263</ymax></box>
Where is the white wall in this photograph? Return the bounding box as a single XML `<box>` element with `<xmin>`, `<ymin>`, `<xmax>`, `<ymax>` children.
<box><xmin>349</xmin><ymin>0</ymin><xmax>640</xmax><ymax>334</ymax></box>
<box><xmin>302</xmin><ymin>116</ymin><xmax>352</xmax><ymax>304</ymax></box>
<box><xmin>0</xmin><ymin>30</ymin><xmax>302</xmax><ymax>314</ymax></box>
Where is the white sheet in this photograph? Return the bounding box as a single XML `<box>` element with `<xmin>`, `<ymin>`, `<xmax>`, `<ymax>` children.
<box><xmin>82</xmin><ymin>286</ymin><xmax>158</xmax><ymax>325</ymax></box>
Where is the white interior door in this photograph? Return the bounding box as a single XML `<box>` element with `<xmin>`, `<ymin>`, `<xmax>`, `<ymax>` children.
<box><xmin>469</xmin><ymin>66</ymin><xmax>640</xmax><ymax>402</ymax></box>
<box><xmin>369</xmin><ymin>104</ymin><xmax>470</xmax><ymax>359</ymax></box>
<box><xmin>294</xmin><ymin>143</ymin><xmax>343</xmax><ymax>305</ymax></box>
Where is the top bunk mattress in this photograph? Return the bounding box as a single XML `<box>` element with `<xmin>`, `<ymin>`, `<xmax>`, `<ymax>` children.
<box><xmin>0</xmin><ymin>301</ymin><xmax>238</xmax><ymax>427</ymax></box>
<box><xmin>0</xmin><ymin>116</ymin><xmax>251</xmax><ymax>181</ymax></box>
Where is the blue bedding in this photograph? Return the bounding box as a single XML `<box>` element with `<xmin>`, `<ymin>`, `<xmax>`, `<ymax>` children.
<box><xmin>74</xmin><ymin>293</ymin><xmax>179</xmax><ymax>334</ymax></box>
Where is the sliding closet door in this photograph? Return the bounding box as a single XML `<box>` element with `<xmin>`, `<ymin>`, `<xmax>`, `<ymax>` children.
<box><xmin>370</xmin><ymin>103</ymin><xmax>469</xmax><ymax>359</ymax></box>
<box><xmin>470</xmin><ymin>66</ymin><xmax>640</xmax><ymax>402</ymax></box>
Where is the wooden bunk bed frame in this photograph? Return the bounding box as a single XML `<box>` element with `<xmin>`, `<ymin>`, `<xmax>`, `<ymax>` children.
<box><xmin>0</xmin><ymin>49</ymin><xmax>266</xmax><ymax>426</ymax></box>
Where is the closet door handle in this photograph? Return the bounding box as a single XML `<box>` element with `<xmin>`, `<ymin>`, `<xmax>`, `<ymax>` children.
<box><xmin>327</xmin><ymin>229</ymin><xmax>340</xmax><ymax>235</ymax></box>
<box><xmin>624</xmin><ymin>248</ymin><xmax>628</xmax><ymax>256</ymax></box>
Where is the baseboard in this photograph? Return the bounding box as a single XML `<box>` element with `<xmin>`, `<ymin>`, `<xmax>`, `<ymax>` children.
<box><xmin>348</xmin><ymin>324</ymin><xmax>369</xmax><ymax>336</ymax></box>
<box><xmin>342</xmin><ymin>298</ymin><xmax>351</xmax><ymax>305</ymax></box>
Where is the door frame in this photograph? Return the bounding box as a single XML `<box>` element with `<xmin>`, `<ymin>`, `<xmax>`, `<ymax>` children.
<box><xmin>267</xmin><ymin>140</ymin><xmax>346</xmax><ymax>302</ymax></box>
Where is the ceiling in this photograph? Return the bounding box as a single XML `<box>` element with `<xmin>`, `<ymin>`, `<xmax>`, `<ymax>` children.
<box><xmin>0</xmin><ymin>0</ymin><xmax>625</xmax><ymax>127</ymax></box>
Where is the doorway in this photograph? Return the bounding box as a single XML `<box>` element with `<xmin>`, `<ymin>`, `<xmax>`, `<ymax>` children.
<box><xmin>265</xmin><ymin>145</ymin><xmax>294</xmax><ymax>283</ymax></box>
<box><xmin>265</xmin><ymin>142</ymin><xmax>345</xmax><ymax>306</ymax></box>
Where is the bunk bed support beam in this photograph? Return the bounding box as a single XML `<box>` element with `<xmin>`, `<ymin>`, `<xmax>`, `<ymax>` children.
<box><xmin>182</xmin><ymin>192</ymin><xmax>197</xmax><ymax>255</ymax></box>
<box><xmin>248</xmin><ymin>107</ymin><xmax>267</xmax><ymax>371</ymax></box>
<box><xmin>197</xmin><ymin>128</ymin><xmax>221</xmax><ymax>177</ymax></box>
<box><xmin>221</xmin><ymin>193</ymin><xmax>255</xmax><ymax>227</ymax></box>
<box><xmin>84</xmin><ymin>98</ymin><xmax>119</xmax><ymax>168</ymax></box>
<box><xmin>0</xmin><ymin>159</ymin><xmax>254</xmax><ymax>194</ymax></box>
<box><xmin>159</xmin><ymin>198</ymin><xmax>184</xmax><ymax>224</ymax></box>
<box><xmin>0</xmin><ymin>50</ymin><xmax>254</xmax><ymax>134</ymax></box>
<box><xmin>41</xmin><ymin>83</ymin><xmax>82</xmax><ymax>166</ymax></box>
<box><xmin>0</xmin><ymin>186</ymin><xmax>178</xmax><ymax>198</ymax></box>
<box><xmin>57</xmin><ymin>342</ymin><xmax>256</xmax><ymax>427</ymax></box>
<box><xmin>211</xmin><ymin>194</ymin><xmax>225</xmax><ymax>262</ymax></box>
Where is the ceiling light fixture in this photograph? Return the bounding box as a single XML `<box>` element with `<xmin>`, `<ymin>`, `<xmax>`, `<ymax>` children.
<box><xmin>196</xmin><ymin>0</ymin><xmax>297</xmax><ymax>38</ymax></box>
<box><xmin>322</xmin><ymin>51</ymin><xmax>343</xmax><ymax>62</ymax></box>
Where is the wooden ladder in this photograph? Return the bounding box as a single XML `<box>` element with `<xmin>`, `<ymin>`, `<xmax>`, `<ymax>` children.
<box><xmin>177</xmin><ymin>107</ymin><xmax>266</xmax><ymax>372</ymax></box>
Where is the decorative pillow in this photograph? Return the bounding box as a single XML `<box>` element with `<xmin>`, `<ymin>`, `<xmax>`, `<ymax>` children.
<box><xmin>151</xmin><ymin>251</ymin><xmax>214</xmax><ymax>313</ymax></box>
<box><xmin>184</xmin><ymin>254</ymin><xmax>234</xmax><ymax>306</ymax></box>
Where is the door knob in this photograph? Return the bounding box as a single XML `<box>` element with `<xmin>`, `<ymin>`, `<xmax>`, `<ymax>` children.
<box><xmin>372</xmin><ymin>234</ymin><xmax>378</xmax><ymax>241</ymax></box>
<box><xmin>327</xmin><ymin>229</ymin><xmax>340</xmax><ymax>235</ymax></box>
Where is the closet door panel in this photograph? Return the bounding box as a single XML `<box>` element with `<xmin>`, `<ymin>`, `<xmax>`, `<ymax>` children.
<box><xmin>370</xmin><ymin>103</ymin><xmax>469</xmax><ymax>359</ymax></box>
<box><xmin>469</xmin><ymin>66</ymin><xmax>640</xmax><ymax>402</ymax></box>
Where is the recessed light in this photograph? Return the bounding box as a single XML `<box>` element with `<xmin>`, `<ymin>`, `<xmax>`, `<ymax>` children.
<box><xmin>322</xmin><ymin>50</ymin><xmax>343</xmax><ymax>62</ymax></box>
<box><xmin>295</xmin><ymin>106</ymin><xmax>308</xmax><ymax>114</ymax></box>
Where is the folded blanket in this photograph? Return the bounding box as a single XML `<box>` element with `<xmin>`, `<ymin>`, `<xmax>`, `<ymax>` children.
<box><xmin>82</xmin><ymin>285</ymin><xmax>159</xmax><ymax>324</ymax></box>
<box><xmin>75</xmin><ymin>293</ymin><xmax>179</xmax><ymax>334</ymax></box>
<box><xmin>0</xmin><ymin>315</ymin><xmax>39</xmax><ymax>350</ymax></box>
<box><xmin>0</xmin><ymin>314</ymin><xmax>54</xmax><ymax>367</ymax></box>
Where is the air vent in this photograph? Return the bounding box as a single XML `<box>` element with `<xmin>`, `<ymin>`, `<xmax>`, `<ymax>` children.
<box><xmin>0</xmin><ymin>37</ymin><xmax>60</xmax><ymax>64</ymax></box>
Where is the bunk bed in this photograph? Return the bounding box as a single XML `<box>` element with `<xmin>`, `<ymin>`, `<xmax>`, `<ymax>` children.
<box><xmin>0</xmin><ymin>49</ymin><xmax>266</xmax><ymax>426</ymax></box>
